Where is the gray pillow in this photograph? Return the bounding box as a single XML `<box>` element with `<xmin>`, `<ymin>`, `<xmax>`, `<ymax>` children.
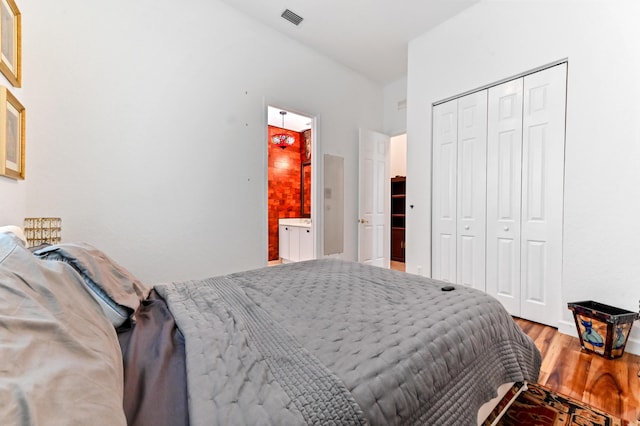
<box><xmin>35</xmin><ymin>243</ymin><xmax>150</xmax><ymax>327</ymax></box>
<box><xmin>0</xmin><ymin>234</ymin><xmax>127</xmax><ymax>425</ymax></box>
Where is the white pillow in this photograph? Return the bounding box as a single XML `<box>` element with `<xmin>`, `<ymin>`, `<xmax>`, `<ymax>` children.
<box><xmin>0</xmin><ymin>225</ymin><xmax>27</xmax><ymax>246</ymax></box>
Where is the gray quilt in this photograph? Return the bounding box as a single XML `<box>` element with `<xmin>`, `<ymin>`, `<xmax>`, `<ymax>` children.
<box><xmin>155</xmin><ymin>259</ymin><xmax>541</xmax><ymax>426</ymax></box>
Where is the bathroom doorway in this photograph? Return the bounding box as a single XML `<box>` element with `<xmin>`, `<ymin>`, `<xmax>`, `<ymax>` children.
<box><xmin>266</xmin><ymin>105</ymin><xmax>315</xmax><ymax>264</ymax></box>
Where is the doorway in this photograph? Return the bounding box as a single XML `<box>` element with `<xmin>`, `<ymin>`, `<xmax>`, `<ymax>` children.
<box><xmin>266</xmin><ymin>105</ymin><xmax>315</xmax><ymax>265</ymax></box>
<box><xmin>389</xmin><ymin>134</ymin><xmax>406</xmax><ymax>272</ymax></box>
<box><xmin>357</xmin><ymin>130</ymin><xmax>406</xmax><ymax>270</ymax></box>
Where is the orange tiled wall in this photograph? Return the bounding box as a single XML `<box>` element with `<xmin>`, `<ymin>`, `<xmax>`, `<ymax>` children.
<box><xmin>268</xmin><ymin>126</ymin><xmax>308</xmax><ymax>261</ymax></box>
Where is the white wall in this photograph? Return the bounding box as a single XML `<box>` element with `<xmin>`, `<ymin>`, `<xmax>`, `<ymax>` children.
<box><xmin>390</xmin><ymin>134</ymin><xmax>406</xmax><ymax>178</ymax></box>
<box><xmin>406</xmin><ymin>0</ymin><xmax>640</xmax><ymax>353</ymax></box>
<box><xmin>383</xmin><ymin>77</ymin><xmax>407</xmax><ymax>136</ymax></box>
<box><xmin>0</xmin><ymin>29</ymin><xmax>25</xmax><ymax>225</ymax></box>
<box><xmin>18</xmin><ymin>0</ymin><xmax>383</xmax><ymax>282</ymax></box>
<box><xmin>0</xmin><ymin>180</ymin><xmax>26</xmax><ymax>225</ymax></box>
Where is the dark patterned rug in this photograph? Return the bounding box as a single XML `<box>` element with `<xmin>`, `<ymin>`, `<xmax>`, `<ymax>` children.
<box><xmin>485</xmin><ymin>382</ymin><xmax>629</xmax><ymax>426</ymax></box>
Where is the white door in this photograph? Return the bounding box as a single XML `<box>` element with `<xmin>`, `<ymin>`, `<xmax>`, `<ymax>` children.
<box><xmin>519</xmin><ymin>63</ymin><xmax>566</xmax><ymax>325</ymax></box>
<box><xmin>358</xmin><ymin>129</ymin><xmax>390</xmax><ymax>267</ymax></box>
<box><xmin>456</xmin><ymin>91</ymin><xmax>488</xmax><ymax>291</ymax></box>
<box><xmin>431</xmin><ymin>99</ymin><xmax>458</xmax><ymax>282</ymax></box>
<box><xmin>432</xmin><ymin>91</ymin><xmax>487</xmax><ymax>289</ymax></box>
<box><xmin>486</xmin><ymin>79</ymin><xmax>524</xmax><ymax>314</ymax></box>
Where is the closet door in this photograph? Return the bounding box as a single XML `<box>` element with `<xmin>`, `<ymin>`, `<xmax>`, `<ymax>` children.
<box><xmin>456</xmin><ymin>91</ymin><xmax>487</xmax><ymax>290</ymax></box>
<box><xmin>431</xmin><ymin>99</ymin><xmax>458</xmax><ymax>282</ymax></box>
<box><xmin>520</xmin><ymin>63</ymin><xmax>566</xmax><ymax>325</ymax></box>
<box><xmin>486</xmin><ymin>79</ymin><xmax>524</xmax><ymax>314</ymax></box>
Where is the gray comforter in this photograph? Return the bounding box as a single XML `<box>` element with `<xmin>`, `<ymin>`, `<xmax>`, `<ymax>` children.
<box><xmin>156</xmin><ymin>259</ymin><xmax>541</xmax><ymax>426</ymax></box>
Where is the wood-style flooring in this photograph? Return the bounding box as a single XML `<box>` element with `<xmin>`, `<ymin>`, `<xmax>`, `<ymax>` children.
<box><xmin>514</xmin><ymin>317</ymin><xmax>640</xmax><ymax>423</ymax></box>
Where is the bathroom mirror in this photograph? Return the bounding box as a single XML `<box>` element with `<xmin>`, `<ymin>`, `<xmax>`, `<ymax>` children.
<box><xmin>300</xmin><ymin>161</ymin><xmax>311</xmax><ymax>218</ymax></box>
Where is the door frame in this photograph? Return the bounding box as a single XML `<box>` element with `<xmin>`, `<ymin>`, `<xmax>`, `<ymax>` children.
<box><xmin>263</xmin><ymin>100</ymin><xmax>319</xmax><ymax>264</ymax></box>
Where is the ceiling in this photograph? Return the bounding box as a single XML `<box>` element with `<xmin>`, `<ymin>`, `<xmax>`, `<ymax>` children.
<box><xmin>268</xmin><ymin>106</ymin><xmax>312</xmax><ymax>132</ymax></box>
<box><xmin>219</xmin><ymin>0</ymin><xmax>479</xmax><ymax>85</ymax></box>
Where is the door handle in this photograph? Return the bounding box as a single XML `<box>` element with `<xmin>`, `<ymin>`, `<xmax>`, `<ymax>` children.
<box><xmin>358</xmin><ymin>219</ymin><xmax>369</xmax><ymax>224</ymax></box>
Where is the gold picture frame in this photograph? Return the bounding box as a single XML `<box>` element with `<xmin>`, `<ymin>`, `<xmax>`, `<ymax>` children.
<box><xmin>0</xmin><ymin>0</ymin><xmax>20</xmax><ymax>87</ymax></box>
<box><xmin>0</xmin><ymin>86</ymin><xmax>25</xmax><ymax>179</ymax></box>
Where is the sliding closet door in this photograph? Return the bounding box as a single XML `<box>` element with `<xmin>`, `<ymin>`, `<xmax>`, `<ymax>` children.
<box><xmin>432</xmin><ymin>91</ymin><xmax>487</xmax><ymax>290</ymax></box>
<box><xmin>519</xmin><ymin>63</ymin><xmax>567</xmax><ymax>325</ymax></box>
<box><xmin>486</xmin><ymin>79</ymin><xmax>524</xmax><ymax>315</ymax></box>
<box><xmin>456</xmin><ymin>91</ymin><xmax>487</xmax><ymax>290</ymax></box>
<box><xmin>434</xmin><ymin>63</ymin><xmax>566</xmax><ymax>326</ymax></box>
<box><xmin>432</xmin><ymin>99</ymin><xmax>458</xmax><ymax>282</ymax></box>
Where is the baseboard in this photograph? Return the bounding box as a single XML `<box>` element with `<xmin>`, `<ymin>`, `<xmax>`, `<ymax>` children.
<box><xmin>557</xmin><ymin>319</ymin><xmax>640</xmax><ymax>356</ymax></box>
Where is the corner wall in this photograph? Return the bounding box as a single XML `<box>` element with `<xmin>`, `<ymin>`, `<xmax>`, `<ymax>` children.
<box><xmin>19</xmin><ymin>0</ymin><xmax>383</xmax><ymax>282</ymax></box>
<box><xmin>406</xmin><ymin>0</ymin><xmax>640</xmax><ymax>353</ymax></box>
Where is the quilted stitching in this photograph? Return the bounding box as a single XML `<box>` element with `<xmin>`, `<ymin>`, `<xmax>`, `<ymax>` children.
<box><xmin>158</xmin><ymin>259</ymin><xmax>540</xmax><ymax>426</ymax></box>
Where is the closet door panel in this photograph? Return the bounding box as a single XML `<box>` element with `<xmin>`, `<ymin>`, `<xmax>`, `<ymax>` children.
<box><xmin>487</xmin><ymin>79</ymin><xmax>523</xmax><ymax>315</ymax></box>
<box><xmin>431</xmin><ymin>99</ymin><xmax>458</xmax><ymax>282</ymax></box>
<box><xmin>520</xmin><ymin>63</ymin><xmax>566</xmax><ymax>326</ymax></box>
<box><xmin>457</xmin><ymin>91</ymin><xmax>487</xmax><ymax>290</ymax></box>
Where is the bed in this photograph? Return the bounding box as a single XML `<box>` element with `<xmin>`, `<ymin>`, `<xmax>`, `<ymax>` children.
<box><xmin>0</xmin><ymin>231</ymin><xmax>541</xmax><ymax>425</ymax></box>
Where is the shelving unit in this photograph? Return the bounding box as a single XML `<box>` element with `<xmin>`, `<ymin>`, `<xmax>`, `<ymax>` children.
<box><xmin>391</xmin><ymin>176</ymin><xmax>406</xmax><ymax>262</ymax></box>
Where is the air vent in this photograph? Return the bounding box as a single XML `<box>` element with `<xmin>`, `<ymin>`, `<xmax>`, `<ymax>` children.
<box><xmin>281</xmin><ymin>9</ymin><xmax>303</xmax><ymax>26</ymax></box>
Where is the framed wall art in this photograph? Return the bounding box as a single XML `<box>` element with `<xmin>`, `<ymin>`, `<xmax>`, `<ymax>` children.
<box><xmin>0</xmin><ymin>86</ymin><xmax>25</xmax><ymax>179</ymax></box>
<box><xmin>0</xmin><ymin>0</ymin><xmax>20</xmax><ymax>87</ymax></box>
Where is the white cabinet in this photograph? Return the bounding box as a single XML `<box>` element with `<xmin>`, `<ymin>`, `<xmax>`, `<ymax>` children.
<box><xmin>279</xmin><ymin>220</ymin><xmax>313</xmax><ymax>263</ymax></box>
<box><xmin>298</xmin><ymin>227</ymin><xmax>313</xmax><ymax>261</ymax></box>
<box><xmin>278</xmin><ymin>225</ymin><xmax>290</xmax><ymax>260</ymax></box>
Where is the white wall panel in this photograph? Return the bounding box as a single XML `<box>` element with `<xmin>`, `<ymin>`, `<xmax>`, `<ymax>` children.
<box><xmin>497</xmin><ymin>239</ymin><xmax>515</xmax><ymax>295</ymax></box>
<box><xmin>487</xmin><ymin>79</ymin><xmax>523</xmax><ymax>315</ymax></box>
<box><xmin>432</xmin><ymin>100</ymin><xmax>458</xmax><ymax>281</ymax></box>
<box><xmin>520</xmin><ymin>64</ymin><xmax>566</xmax><ymax>324</ymax></box>
<box><xmin>524</xmin><ymin>240</ymin><xmax>545</xmax><ymax>303</ymax></box>
<box><xmin>456</xmin><ymin>91</ymin><xmax>487</xmax><ymax>291</ymax></box>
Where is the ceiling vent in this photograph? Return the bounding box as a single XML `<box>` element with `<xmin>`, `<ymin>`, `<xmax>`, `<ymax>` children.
<box><xmin>281</xmin><ymin>9</ymin><xmax>303</xmax><ymax>26</ymax></box>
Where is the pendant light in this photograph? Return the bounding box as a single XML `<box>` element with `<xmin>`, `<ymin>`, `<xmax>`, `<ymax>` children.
<box><xmin>271</xmin><ymin>111</ymin><xmax>295</xmax><ymax>149</ymax></box>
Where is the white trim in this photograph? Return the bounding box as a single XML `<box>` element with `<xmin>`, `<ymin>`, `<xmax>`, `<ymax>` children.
<box><xmin>433</xmin><ymin>58</ymin><xmax>568</xmax><ymax>106</ymax></box>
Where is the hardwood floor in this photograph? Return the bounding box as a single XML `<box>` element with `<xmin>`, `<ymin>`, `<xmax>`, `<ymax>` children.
<box><xmin>390</xmin><ymin>260</ymin><xmax>405</xmax><ymax>272</ymax></box>
<box><xmin>514</xmin><ymin>317</ymin><xmax>640</xmax><ymax>423</ymax></box>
